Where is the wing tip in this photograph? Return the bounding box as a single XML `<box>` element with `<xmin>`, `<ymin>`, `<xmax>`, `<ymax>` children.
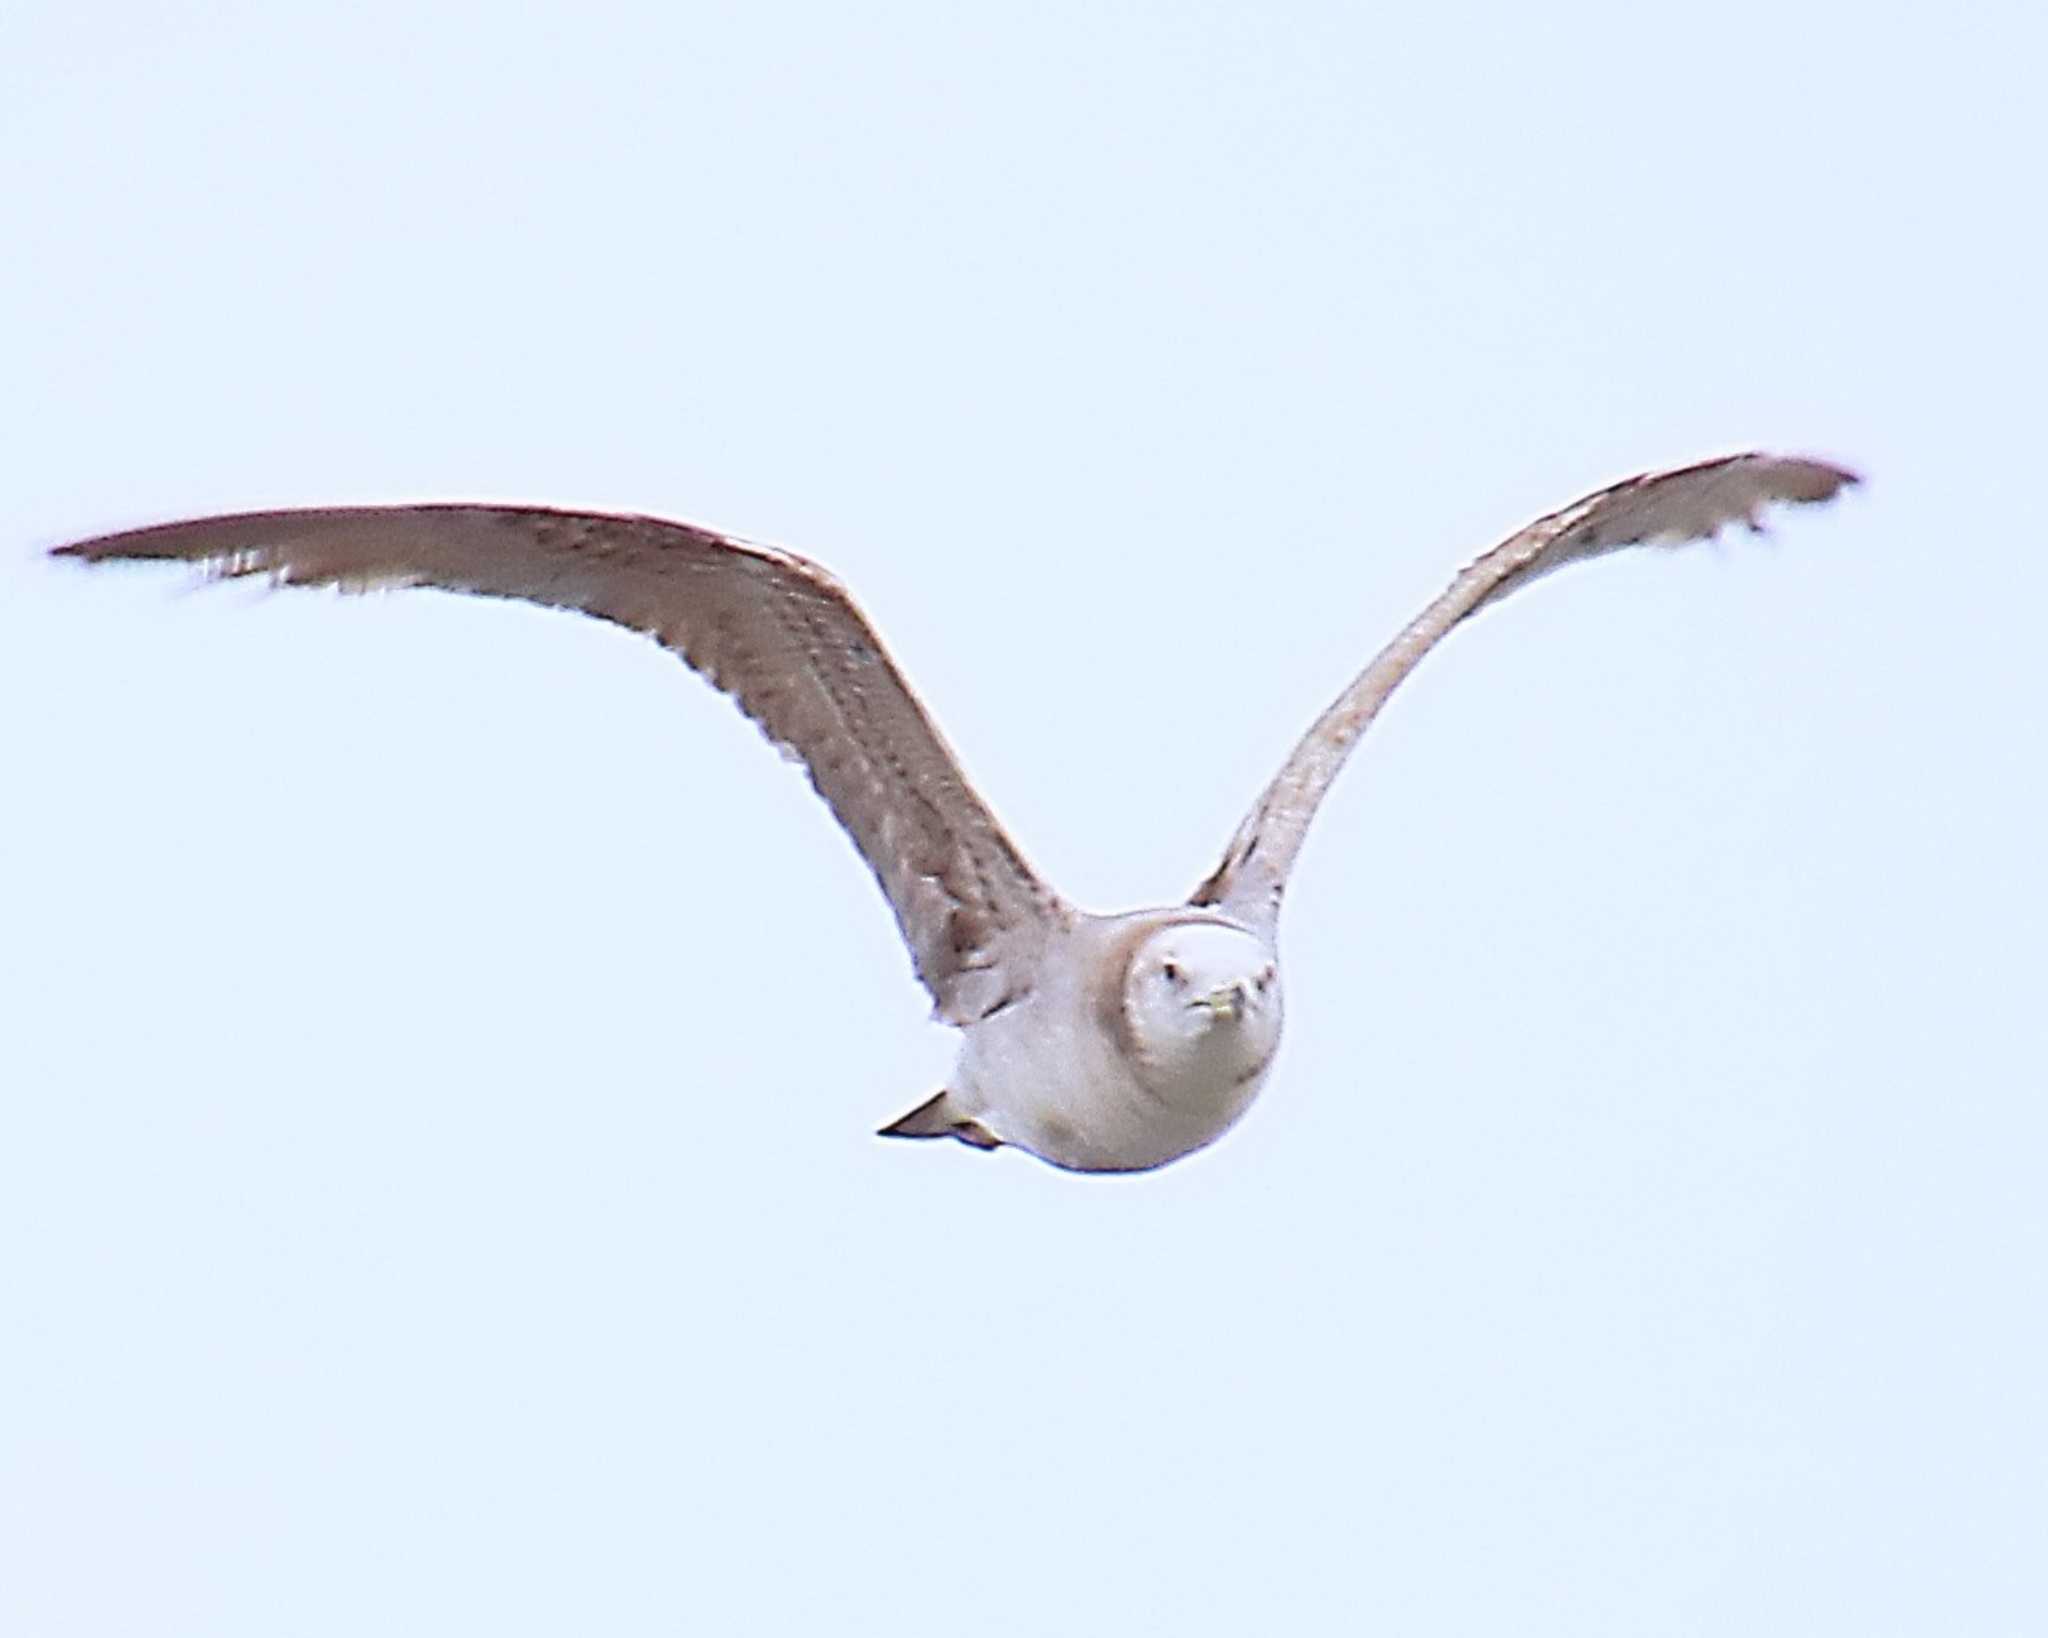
<box><xmin>46</xmin><ymin>518</ymin><xmax>209</xmax><ymax>567</ymax></box>
<box><xmin>1747</xmin><ymin>450</ymin><xmax>1864</xmax><ymax>503</ymax></box>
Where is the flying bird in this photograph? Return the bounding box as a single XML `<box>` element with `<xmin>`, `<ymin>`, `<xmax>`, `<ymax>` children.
<box><xmin>52</xmin><ymin>452</ymin><xmax>1857</xmax><ymax>1172</ymax></box>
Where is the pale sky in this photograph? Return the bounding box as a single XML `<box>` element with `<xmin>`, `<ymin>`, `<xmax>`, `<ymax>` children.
<box><xmin>3</xmin><ymin>3</ymin><xmax>2043</xmax><ymax>1632</ymax></box>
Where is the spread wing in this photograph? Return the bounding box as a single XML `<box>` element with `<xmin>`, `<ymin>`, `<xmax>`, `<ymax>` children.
<box><xmin>53</xmin><ymin>504</ymin><xmax>1071</xmax><ymax>1025</ymax></box>
<box><xmin>1189</xmin><ymin>452</ymin><xmax>1860</xmax><ymax>930</ymax></box>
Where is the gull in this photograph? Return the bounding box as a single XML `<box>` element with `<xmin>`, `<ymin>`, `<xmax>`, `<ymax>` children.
<box><xmin>52</xmin><ymin>452</ymin><xmax>1858</xmax><ymax>1171</ymax></box>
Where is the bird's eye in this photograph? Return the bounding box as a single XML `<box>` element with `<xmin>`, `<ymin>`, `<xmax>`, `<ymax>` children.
<box><xmin>1162</xmin><ymin>961</ymin><xmax>1181</xmax><ymax>985</ymax></box>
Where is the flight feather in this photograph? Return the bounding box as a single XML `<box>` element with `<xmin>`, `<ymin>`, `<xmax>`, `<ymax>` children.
<box><xmin>1189</xmin><ymin>453</ymin><xmax>1860</xmax><ymax>926</ymax></box>
<box><xmin>52</xmin><ymin>505</ymin><xmax>1069</xmax><ymax>1023</ymax></box>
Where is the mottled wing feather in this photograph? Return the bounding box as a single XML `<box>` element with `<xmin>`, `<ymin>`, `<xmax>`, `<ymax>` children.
<box><xmin>53</xmin><ymin>505</ymin><xmax>1069</xmax><ymax>1024</ymax></box>
<box><xmin>1190</xmin><ymin>452</ymin><xmax>1860</xmax><ymax>928</ymax></box>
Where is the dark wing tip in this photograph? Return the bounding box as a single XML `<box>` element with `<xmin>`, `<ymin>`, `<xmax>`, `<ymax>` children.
<box><xmin>47</xmin><ymin>515</ymin><xmax>249</xmax><ymax>566</ymax></box>
<box><xmin>1761</xmin><ymin>453</ymin><xmax>1862</xmax><ymax>502</ymax></box>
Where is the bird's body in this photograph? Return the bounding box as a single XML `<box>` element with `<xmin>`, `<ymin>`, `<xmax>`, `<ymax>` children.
<box><xmin>914</xmin><ymin>908</ymin><xmax>1283</xmax><ymax>1172</ymax></box>
<box><xmin>50</xmin><ymin>451</ymin><xmax>1858</xmax><ymax>1172</ymax></box>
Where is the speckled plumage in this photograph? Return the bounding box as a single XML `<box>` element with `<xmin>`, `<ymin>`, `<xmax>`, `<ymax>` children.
<box><xmin>52</xmin><ymin>451</ymin><xmax>1857</xmax><ymax>1172</ymax></box>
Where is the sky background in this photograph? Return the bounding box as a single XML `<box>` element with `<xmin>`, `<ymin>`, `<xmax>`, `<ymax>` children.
<box><xmin>3</xmin><ymin>2</ymin><xmax>2044</xmax><ymax>1632</ymax></box>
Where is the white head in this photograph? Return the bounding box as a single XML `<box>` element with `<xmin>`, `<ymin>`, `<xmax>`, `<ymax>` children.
<box><xmin>1115</xmin><ymin>917</ymin><xmax>1283</xmax><ymax>1104</ymax></box>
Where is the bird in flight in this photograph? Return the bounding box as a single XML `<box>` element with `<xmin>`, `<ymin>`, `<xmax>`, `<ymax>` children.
<box><xmin>53</xmin><ymin>452</ymin><xmax>1857</xmax><ymax>1172</ymax></box>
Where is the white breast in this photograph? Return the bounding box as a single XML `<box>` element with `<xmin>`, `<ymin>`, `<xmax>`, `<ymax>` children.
<box><xmin>948</xmin><ymin>911</ymin><xmax>1282</xmax><ymax>1173</ymax></box>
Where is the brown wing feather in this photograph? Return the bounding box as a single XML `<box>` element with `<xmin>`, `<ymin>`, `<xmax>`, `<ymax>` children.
<box><xmin>52</xmin><ymin>504</ymin><xmax>1069</xmax><ymax>1024</ymax></box>
<box><xmin>1190</xmin><ymin>452</ymin><xmax>1860</xmax><ymax>928</ymax></box>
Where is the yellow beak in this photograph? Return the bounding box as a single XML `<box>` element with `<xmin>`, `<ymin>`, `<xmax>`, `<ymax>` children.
<box><xmin>1202</xmin><ymin>983</ymin><xmax>1248</xmax><ymax>1022</ymax></box>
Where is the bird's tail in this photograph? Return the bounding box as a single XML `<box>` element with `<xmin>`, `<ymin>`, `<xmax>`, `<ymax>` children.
<box><xmin>877</xmin><ymin>1091</ymin><xmax>1001</xmax><ymax>1151</ymax></box>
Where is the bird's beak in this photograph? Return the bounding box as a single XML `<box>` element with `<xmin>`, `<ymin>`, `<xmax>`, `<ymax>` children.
<box><xmin>1201</xmin><ymin>982</ymin><xmax>1249</xmax><ymax>1022</ymax></box>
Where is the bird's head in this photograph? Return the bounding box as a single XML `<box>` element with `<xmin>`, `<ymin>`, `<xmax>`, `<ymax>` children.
<box><xmin>1118</xmin><ymin>918</ymin><xmax>1283</xmax><ymax>1101</ymax></box>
